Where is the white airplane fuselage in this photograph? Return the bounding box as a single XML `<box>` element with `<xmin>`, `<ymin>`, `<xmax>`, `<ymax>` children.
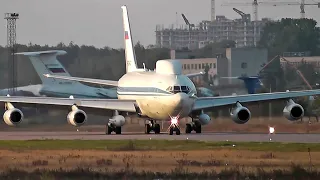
<box><xmin>117</xmin><ymin>71</ymin><xmax>197</xmax><ymax>120</ymax></box>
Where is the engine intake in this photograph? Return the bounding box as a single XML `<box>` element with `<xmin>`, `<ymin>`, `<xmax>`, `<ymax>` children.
<box><xmin>67</xmin><ymin>109</ymin><xmax>87</xmax><ymax>126</ymax></box>
<box><xmin>230</xmin><ymin>102</ymin><xmax>251</xmax><ymax>124</ymax></box>
<box><xmin>3</xmin><ymin>108</ymin><xmax>24</xmax><ymax>126</ymax></box>
<box><xmin>283</xmin><ymin>99</ymin><xmax>304</xmax><ymax>121</ymax></box>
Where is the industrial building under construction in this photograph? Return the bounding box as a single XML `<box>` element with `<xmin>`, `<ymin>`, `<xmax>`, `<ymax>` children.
<box><xmin>156</xmin><ymin>2</ymin><xmax>270</xmax><ymax>50</ymax></box>
<box><xmin>156</xmin><ymin>0</ymin><xmax>320</xmax><ymax>50</ymax></box>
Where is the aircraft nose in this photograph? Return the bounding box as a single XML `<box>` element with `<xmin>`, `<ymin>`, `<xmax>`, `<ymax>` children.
<box><xmin>174</xmin><ymin>92</ymin><xmax>189</xmax><ymax>105</ymax></box>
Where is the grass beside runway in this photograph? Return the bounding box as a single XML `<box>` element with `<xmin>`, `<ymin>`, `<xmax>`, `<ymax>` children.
<box><xmin>0</xmin><ymin>140</ymin><xmax>320</xmax><ymax>178</ymax></box>
<box><xmin>0</xmin><ymin>139</ymin><xmax>320</xmax><ymax>152</ymax></box>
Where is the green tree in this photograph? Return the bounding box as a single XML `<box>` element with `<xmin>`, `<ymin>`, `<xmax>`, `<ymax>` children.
<box><xmin>259</xmin><ymin>18</ymin><xmax>320</xmax><ymax>57</ymax></box>
<box><xmin>203</xmin><ymin>64</ymin><xmax>210</xmax><ymax>83</ymax></box>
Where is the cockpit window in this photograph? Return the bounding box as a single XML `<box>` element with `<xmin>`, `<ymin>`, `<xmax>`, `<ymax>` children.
<box><xmin>173</xmin><ymin>86</ymin><xmax>180</xmax><ymax>93</ymax></box>
<box><xmin>166</xmin><ymin>86</ymin><xmax>190</xmax><ymax>94</ymax></box>
<box><xmin>181</xmin><ymin>86</ymin><xmax>189</xmax><ymax>93</ymax></box>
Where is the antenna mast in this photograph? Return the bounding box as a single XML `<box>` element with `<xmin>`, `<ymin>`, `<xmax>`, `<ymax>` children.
<box><xmin>4</xmin><ymin>13</ymin><xmax>19</xmax><ymax>96</ymax></box>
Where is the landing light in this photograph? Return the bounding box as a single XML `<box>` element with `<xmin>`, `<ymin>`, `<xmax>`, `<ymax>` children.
<box><xmin>269</xmin><ymin>126</ymin><xmax>275</xmax><ymax>134</ymax></box>
<box><xmin>171</xmin><ymin>117</ymin><xmax>178</xmax><ymax>125</ymax></box>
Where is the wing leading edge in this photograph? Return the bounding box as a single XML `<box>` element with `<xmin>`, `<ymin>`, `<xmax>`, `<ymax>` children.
<box><xmin>193</xmin><ymin>89</ymin><xmax>320</xmax><ymax>111</ymax></box>
<box><xmin>44</xmin><ymin>74</ymin><xmax>118</xmax><ymax>87</ymax></box>
<box><xmin>0</xmin><ymin>96</ymin><xmax>136</xmax><ymax>112</ymax></box>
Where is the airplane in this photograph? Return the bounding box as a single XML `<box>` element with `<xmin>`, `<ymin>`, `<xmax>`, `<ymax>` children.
<box><xmin>0</xmin><ymin>50</ymin><xmax>117</xmax><ymax>99</ymax></box>
<box><xmin>219</xmin><ymin>75</ymin><xmax>263</xmax><ymax>94</ymax></box>
<box><xmin>0</xmin><ymin>5</ymin><xmax>320</xmax><ymax>136</ymax></box>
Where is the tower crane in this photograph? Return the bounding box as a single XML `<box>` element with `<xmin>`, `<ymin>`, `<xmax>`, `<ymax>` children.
<box><xmin>221</xmin><ymin>0</ymin><xmax>320</xmax><ymax>19</ymax></box>
<box><xmin>233</xmin><ymin>8</ymin><xmax>251</xmax><ymax>46</ymax></box>
<box><xmin>181</xmin><ymin>13</ymin><xmax>195</xmax><ymax>49</ymax></box>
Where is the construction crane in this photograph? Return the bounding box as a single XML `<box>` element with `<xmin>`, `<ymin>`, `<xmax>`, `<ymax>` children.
<box><xmin>280</xmin><ymin>56</ymin><xmax>313</xmax><ymax>89</ymax></box>
<box><xmin>233</xmin><ymin>8</ymin><xmax>251</xmax><ymax>21</ymax></box>
<box><xmin>258</xmin><ymin>55</ymin><xmax>313</xmax><ymax>90</ymax></box>
<box><xmin>221</xmin><ymin>0</ymin><xmax>320</xmax><ymax>19</ymax></box>
<box><xmin>181</xmin><ymin>13</ymin><xmax>195</xmax><ymax>49</ymax></box>
<box><xmin>233</xmin><ymin>8</ymin><xmax>251</xmax><ymax>46</ymax></box>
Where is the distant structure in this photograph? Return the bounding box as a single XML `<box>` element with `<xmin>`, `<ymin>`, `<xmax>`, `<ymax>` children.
<box><xmin>156</xmin><ymin>0</ymin><xmax>272</xmax><ymax>50</ymax></box>
<box><xmin>168</xmin><ymin>49</ymin><xmax>217</xmax><ymax>85</ymax></box>
<box><xmin>218</xmin><ymin>47</ymin><xmax>268</xmax><ymax>85</ymax></box>
<box><xmin>280</xmin><ymin>51</ymin><xmax>320</xmax><ymax>71</ymax></box>
<box><xmin>156</xmin><ymin>15</ymin><xmax>270</xmax><ymax>50</ymax></box>
<box><xmin>4</xmin><ymin>13</ymin><xmax>19</xmax><ymax>95</ymax></box>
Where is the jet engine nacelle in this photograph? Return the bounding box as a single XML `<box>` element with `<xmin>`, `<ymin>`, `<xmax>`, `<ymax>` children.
<box><xmin>230</xmin><ymin>102</ymin><xmax>251</xmax><ymax>124</ymax></box>
<box><xmin>109</xmin><ymin>115</ymin><xmax>126</xmax><ymax>127</ymax></box>
<box><xmin>283</xmin><ymin>99</ymin><xmax>304</xmax><ymax>121</ymax></box>
<box><xmin>3</xmin><ymin>108</ymin><xmax>24</xmax><ymax>126</ymax></box>
<box><xmin>67</xmin><ymin>109</ymin><xmax>87</xmax><ymax>127</ymax></box>
<box><xmin>198</xmin><ymin>113</ymin><xmax>211</xmax><ymax>125</ymax></box>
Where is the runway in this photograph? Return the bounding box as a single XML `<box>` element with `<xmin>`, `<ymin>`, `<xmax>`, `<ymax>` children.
<box><xmin>0</xmin><ymin>131</ymin><xmax>320</xmax><ymax>143</ymax></box>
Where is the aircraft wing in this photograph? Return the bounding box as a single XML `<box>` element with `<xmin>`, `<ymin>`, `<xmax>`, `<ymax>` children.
<box><xmin>0</xmin><ymin>96</ymin><xmax>136</xmax><ymax>113</ymax></box>
<box><xmin>186</xmin><ymin>72</ymin><xmax>204</xmax><ymax>78</ymax></box>
<box><xmin>193</xmin><ymin>89</ymin><xmax>320</xmax><ymax>110</ymax></box>
<box><xmin>44</xmin><ymin>74</ymin><xmax>118</xmax><ymax>87</ymax></box>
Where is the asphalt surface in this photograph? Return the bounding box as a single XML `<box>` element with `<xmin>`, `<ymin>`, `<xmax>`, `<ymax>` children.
<box><xmin>0</xmin><ymin>131</ymin><xmax>319</xmax><ymax>143</ymax></box>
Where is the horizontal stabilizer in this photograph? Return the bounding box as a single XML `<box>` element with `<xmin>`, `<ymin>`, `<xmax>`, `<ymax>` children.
<box><xmin>44</xmin><ymin>74</ymin><xmax>118</xmax><ymax>87</ymax></box>
<box><xmin>15</xmin><ymin>50</ymin><xmax>67</xmax><ymax>56</ymax></box>
<box><xmin>186</xmin><ymin>72</ymin><xmax>204</xmax><ymax>78</ymax></box>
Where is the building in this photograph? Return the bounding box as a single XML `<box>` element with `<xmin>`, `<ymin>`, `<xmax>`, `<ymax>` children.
<box><xmin>167</xmin><ymin>50</ymin><xmax>217</xmax><ymax>84</ymax></box>
<box><xmin>218</xmin><ymin>47</ymin><xmax>268</xmax><ymax>85</ymax></box>
<box><xmin>280</xmin><ymin>52</ymin><xmax>320</xmax><ymax>71</ymax></box>
<box><xmin>180</xmin><ymin>58</ymin><xmax>217</xmax><ymax>84</ymax></box>
<box><xmin>155</xmin><ymin>15</ymin><xmax>270</xmax><ymax>50</ymax></box>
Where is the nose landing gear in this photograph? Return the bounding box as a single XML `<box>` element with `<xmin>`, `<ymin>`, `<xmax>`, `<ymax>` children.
<box><xmin>168</xmin><ymin>116</ymin><xmax>181</xmax><ymax>135</ymax></box>
<box><xmin>169</xmin><ymin>124</ymin><xmax>181</xmax><ymax>135</ymax></box>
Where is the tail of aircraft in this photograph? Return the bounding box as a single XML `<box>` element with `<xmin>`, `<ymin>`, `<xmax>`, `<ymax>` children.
<box><xmin>121</xmin><ymin>5</ymin><xmax>138</xmax><ymax>73</ymax></box>
<box><xmin>15</xmin><ymin>50</ymin><xmax>83</xmax><ymax>86</ymax></box>
<box><xmin>220</xmin><ymin>76</ymin><xmax>263</xmax><ymax>94</ymax></box>
<box><xmin>238</xmin><ymin>76</ymin><xmax>263</xmax><ymax>94</ymax></box>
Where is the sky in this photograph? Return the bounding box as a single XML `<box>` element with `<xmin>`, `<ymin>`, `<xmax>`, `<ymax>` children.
<box><xmin>1</xmin><ymin>0</ymin><xmax>320</xmax><ymax>49</ymax></box>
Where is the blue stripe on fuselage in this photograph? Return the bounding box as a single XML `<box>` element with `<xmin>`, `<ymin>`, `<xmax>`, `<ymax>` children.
<box><xmin>117</xmin><ymin>87</ymin><xmax>172</xmax><ymax>95</ymax></box>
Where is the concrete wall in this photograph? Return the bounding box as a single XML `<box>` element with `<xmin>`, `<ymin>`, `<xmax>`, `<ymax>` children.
<box><xmin>179</xmin><ymin>58</ymin><xmax>217</xmax><ymax>84</ymax></box>
<box><xmin>225</xmin><ymin>47</ymin><xmax>268</xmax><ymax>84</ymax></box>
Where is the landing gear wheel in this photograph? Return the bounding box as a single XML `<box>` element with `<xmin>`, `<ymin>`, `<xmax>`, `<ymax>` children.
<box><xmin>185</xmin><ymin>123</ymin><xmax>192</xmax><ymax>134</ymax></box>
<box><xmin>154</xmin><ymin>123</ymin><xmax>161</xmax><ymax>134</ymax></box>
<box><xmin>176</xmin><ymin>128</ymin><xmax>181</xmax><ymax>135</ymax></box>
<box><xmin>115</xmin><ymin>127</ymin><xmax>122</xmax><ymax>134</ymax></box>
<box><xmin>169</xmin><ymin>125</ymin><xmax>180</xmax><ymax>135</ymax></box>
<box><xmin>194</xmin><ymin>121</ymin><xmax>202</xmax><ymax>134</ymax></box>
<box><xmin>145</xmin><ymin>124</ymin><xmax>152</xmax><ymax>134</ymax></box>
<box><xmin>169</xmin><ymin>127</ymin><xmax>174</xmax><ymax>135</ymax></box>
<box><xmin>106</xmin><ymin>125</ymin><xmax>112</xmax><ymax>135</ymax></box>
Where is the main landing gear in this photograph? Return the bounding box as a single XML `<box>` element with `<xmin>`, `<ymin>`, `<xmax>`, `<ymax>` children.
<box><xmin>145</xmin><ymin>120</ymin><xmax>161</xmax><ymax>134</ymax></box>
<box><xmin>106</xmin><ymin>124</ymin><xmax>122</xmax><ymax>134</ymax></box>
<box><xmin>185</xmin><ymin>119</ymin><xmax>202</xmax><ymax>134</ymax></box>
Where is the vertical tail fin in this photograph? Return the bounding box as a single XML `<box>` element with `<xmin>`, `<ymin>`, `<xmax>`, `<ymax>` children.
<box><xmin>15</xmin><ymin>50</ymin><xmax>83</xmax><ymax>86</ymax></box>
<box><xmin>238</xmin><ymin>76</ymin><xmax>262</xmax><ymax>94</ymax></box>
<box><xmin>121</xmin><ymin>5</ymin><xmax>138</xmax><ymax>73</ymax></box>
